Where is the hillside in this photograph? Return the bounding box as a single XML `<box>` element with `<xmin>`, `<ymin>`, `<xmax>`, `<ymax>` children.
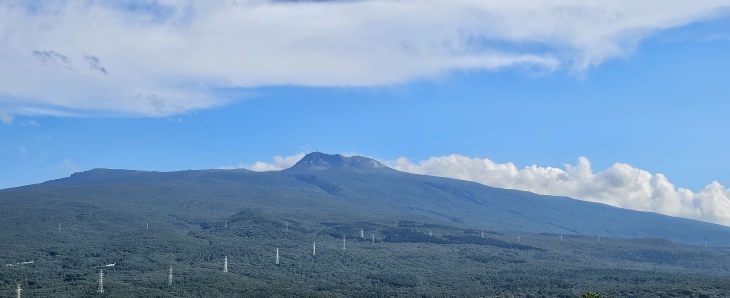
<box><xmin>2</xmin><ymin>152</ymin><xmax>730</xmax><ymax>296</ymax></box>
<box><xmin>6</xmin><ymin>152</ymin><xmax>728</xmax><ymax>245</ymax></box>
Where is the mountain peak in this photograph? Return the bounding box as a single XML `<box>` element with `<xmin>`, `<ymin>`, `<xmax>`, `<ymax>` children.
<box><xmin>286</xmin><ymin>152</ymin><xmax>390</xmax><ymax>172</ymax></box>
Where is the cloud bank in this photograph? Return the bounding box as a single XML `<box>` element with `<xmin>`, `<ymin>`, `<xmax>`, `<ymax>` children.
<box><xmin>385</xmin><ymin>155</ymin><xmax>730</xmax><ymax>226</ymax></box>
<box><xmin>1</xmin><ymin>0</ymin><xmax>729</xmax><ymax>116</ymax></box>
<box><xmin>244</xmin><ymin>152</ymin><xmax>730</xmax><ymax>226</ymax></box>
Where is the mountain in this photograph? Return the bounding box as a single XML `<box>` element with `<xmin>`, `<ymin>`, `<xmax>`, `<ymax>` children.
<box><xmin>3</xmin><ymin>152</ymin><xmax>728</xmax><ymax>245</ymax></box>
<box><xmin>286</xmin><ymin>152</ymin><xmax>392</xmax><ymax>173</ymax></box>
<box><xmin>4</xmin><ymin>152</ymin><xmax>730</xmax><ymax>297</ymax></box>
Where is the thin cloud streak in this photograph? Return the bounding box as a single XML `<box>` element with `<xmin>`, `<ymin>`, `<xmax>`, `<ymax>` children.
<box><xmin>1</xmin><ymin>0</ymin><xmax>729</xmax><ymax>116</ymax></box>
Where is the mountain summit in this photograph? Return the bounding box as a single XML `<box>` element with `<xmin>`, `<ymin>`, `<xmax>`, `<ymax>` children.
<box><xmin>285</xmin><ymin>152</ymin><xmax>390</xmax><ymax>172</ymax></box>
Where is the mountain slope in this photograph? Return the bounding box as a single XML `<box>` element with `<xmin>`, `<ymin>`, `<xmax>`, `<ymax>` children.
<box><xmin>2</xmin><ymin>152</ymin><xmax>729</xmax><ymax>246</ymax></box>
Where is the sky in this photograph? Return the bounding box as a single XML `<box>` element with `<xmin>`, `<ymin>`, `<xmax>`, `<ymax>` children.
<box><xmin>1</xmin><ymin>0</ymin><xmax>730</xmax><ymax>225</ymax></box>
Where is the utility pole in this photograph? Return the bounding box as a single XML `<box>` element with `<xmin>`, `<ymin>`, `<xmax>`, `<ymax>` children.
<box><xmin>16</xmin><ymin>284</ymin><xmax>21</xmax><ymax>298</ymax></box>
<box><xmin>361</xmin><ymin>229</ymin><xmax>364</xmax><ymax>238</ymax></box>
<box><xmin>225</xmin><ymin>220</ymin><xmax>228</xmax><ymax>228</ymax></box>
<box><xmin>372</xmin><ymin>233</ymin><xmax>375</xmax><ymax>245</ymax></box>
<box><xmin>560</xmin><ymin>235</ymin><xmax>563</xmax><ymax>241</ymax></box>
<box><xmin>276</xmin><ymin>248</ymin><xmax>279</xmax><ymax>265</ymax></box>
<box><xmin>313</xmin><ymin>242</ymin><xmax>316</xmax><ymax>256</ymax></box>
<box><xmin>97</xmin><ymin>269</ymin><xmax>104</xmax><ymax>293</ymax></box>
<box><xmin>146</xmin><ymin>223</ymin><xmax>149</xmax><ymax>230</ymax></box>
<box><xmin>429</xmin><ymin>230</ymin><xmax>432</xmax><ymax>236</ymax></box>
<box><xmin>168</xmin><ymin>266</ymin><xmax>173</xmax><ymax>285</ymax></box>
<box><xmin>517</xmin><ymin>234</ymin><xmax>520</xmax><ymax>242</ymax></box>
<box><xmin>343</xmin><ymin>235</ymin><xmax>346</xmax><ymax>250</ymax></box>
<box><xmin>481</xmin><ymin>231</ymin><xmax>484</xmax><ymax>238</ymax></box>
<box><xmin>223</xmin><ymin>256</ymin><xmax>228</xmax><ymax>273</ymax></box>
<box><xmin>58</xmin><ymin>223</ymin><xmax>61</xmax><ymax>232</ymax></box>
<box><xmin>285</xmin><ymin>222</ymin><xmax>288</xmax><ymax>232</ymax></box>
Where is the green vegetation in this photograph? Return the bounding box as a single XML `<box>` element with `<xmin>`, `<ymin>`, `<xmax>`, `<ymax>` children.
<box><xmin>1</xmin><ymin>159</ymin><xmax>730</xmax><ymax>297</ymax></box>
<box><xmin>2</xmin><ymin>206</ymin><xmax>730</xmax><ymax>297</ymax></box>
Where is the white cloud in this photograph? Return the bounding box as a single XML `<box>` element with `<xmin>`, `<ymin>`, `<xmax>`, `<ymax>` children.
<box><xmin>1</xmin><ymin>0</ymin><xmax>729</xmax><ymax>116</ymax></box>
<box><xmin>226</xmin><ymin>152</ymin><xmax>306</xmax><ymax>172</ymax></box>
<box><xmin>58</xmin><ymin>158</ymin><xmax>80</xmax><ymax>173</ymax></box>
<box><xmin>0</xmin><ymin>110</ymin><xmax>13</xmax><ymax>123</ymax></box>
<box><xmin>385</xmin><ymin>155</ymin><xmax>730</xmax><ymax>226</ymax></box>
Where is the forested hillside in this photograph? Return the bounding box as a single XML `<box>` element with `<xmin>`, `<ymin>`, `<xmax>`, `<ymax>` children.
<box><xmin>3</xmin><ymin>153</ymin><xmax>730</xmax><ymax>296</ymax></box>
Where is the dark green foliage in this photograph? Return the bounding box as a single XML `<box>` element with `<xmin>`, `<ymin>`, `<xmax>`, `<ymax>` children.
<box><xmin>381</xmin><ymin>228</ymin><xmax>448</xmax><ymax>244</ymax></box>
<box><xmin>444</xmin><ymin>235</ymin><xmax>542</xmax><ymax>250</ymax></box>
<box><xmin>367</xmin><ymin>273</ymin><xmax>418</xmax><ymax>287</ymax></box>
<box><xmin>466</xmin><ymin>255</ymin><xmax>526</xmax><ymax>264</ymax></box>
<box><xmin>398</xmin><ymin>220</ymin><xmax>418</xmax><ymax>227</ymax></box>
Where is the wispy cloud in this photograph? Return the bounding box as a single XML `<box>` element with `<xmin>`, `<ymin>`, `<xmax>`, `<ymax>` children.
<box><xmin>58</xmin><ymin>158</ymin><xmax>80</xmax><ymax>173</ymax></box>
<box><xmin>225</xmin><ymin>152</ymin><xmax>307</xmax><ymax>171</ymax></box>
<box><xmin>385</xmin><ymin>154</ymin><xmax>730</xmax><ymax>226</ymax></box>
<box><xmin>33</xmin><ymin>50</ymin><xmax>72</xmax><ymax>65</ymax></box>
<box><xmin>0</xmin><ymin>110</ymin><xmax>13</xmax><ymax>123</ymax></box>
<box><xmin>83</xmin><ymin>55</ymin><xmax>108</xmax><ymax>75</ymax></box>
<box><xmin>1</xmin><ymin>1</ymin><xmax>728</xmax><ymax>116</ymax></box>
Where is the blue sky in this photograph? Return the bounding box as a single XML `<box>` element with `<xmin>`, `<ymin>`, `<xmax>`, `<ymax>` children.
<box><xmin>1</xmin><ymin>1</ymin><xmax>730</xmax><ymax>225</ymax></box>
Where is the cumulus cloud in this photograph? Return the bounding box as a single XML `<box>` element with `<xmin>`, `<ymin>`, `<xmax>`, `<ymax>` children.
<box><xmin>0</xmin><ymin>110</ymin><xmax>13</xmax><ymax>123</ymax></box>
<box><xmin>385</xmin><ymin>155</ymin><xmax>730</xmax><ymax>226</ymax></box>
<box><xmin>226</xmin><ymin>152</ymin><xmax>306</xmax><ymax>172</ymax></box>
<box><xmin>1</xmin><ymin>0</ymin><xmax>729</xmax><ymax>116</ymax></box>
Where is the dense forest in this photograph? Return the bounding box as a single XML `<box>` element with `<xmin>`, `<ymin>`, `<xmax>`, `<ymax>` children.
<box><xmin>3</xmin><ymin>207</ymin><xmax>730</xmax><ymax>297</ymax></box>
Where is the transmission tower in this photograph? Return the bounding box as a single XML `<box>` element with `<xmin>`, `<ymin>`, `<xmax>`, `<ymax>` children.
<box><xmin>223</xmin><ymin>256</ymin><xmax>228</xmax><ymax>272</ymax></box>
<box><xmin>168</xmin><ymin>266</ymin><xmax>173</xmax><ymax>285</ymax></box>
<box><xmin>97</xmin><ymin>269</ymin><xmax>104</xmax><ymax>293</ymax></box>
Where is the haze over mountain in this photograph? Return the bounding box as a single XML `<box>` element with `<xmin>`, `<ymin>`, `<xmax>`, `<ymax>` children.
<box><xmin>4</xmin><ymin>152</ymin><xmax>729</xmax><ymax>246</ymax></box>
